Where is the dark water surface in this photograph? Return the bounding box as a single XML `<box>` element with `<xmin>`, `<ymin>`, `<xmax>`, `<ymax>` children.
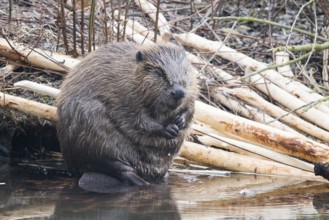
<box><xmin>1</xmin><ymin>158</ymin><xmax>329</xmax><ymax>220</ymax></box>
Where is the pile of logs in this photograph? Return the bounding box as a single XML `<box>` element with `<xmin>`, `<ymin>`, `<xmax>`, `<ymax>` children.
<box><xmin>1</xmin><ymin>0</ymin><xmax>329</xmax><ymax>181</ymax></box>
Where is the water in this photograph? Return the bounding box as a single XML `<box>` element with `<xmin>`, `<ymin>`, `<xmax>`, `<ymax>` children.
<box><xmin>1</xmin><ymin>158</ymin><xmax>329</xmax><ymax>220</ymax></box>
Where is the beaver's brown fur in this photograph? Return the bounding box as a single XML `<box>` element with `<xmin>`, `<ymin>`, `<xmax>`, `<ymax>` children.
<box><xmin>57</xmin><ymin>42</ymin><xmax>198</xmax><ymax>186</ymax></box>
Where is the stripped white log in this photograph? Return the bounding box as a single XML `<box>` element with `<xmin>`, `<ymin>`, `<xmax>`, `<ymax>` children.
<box><xmin>245</xmin><ymin>67</ymin><xmax>329</xmax><ymax>132</ymax></box>
<box><xmin>196</xmin><ymin>133</ymin><xmax>265</xmax><ymax>158</ymax></box>
<box><xmin>173</xmin><ymin>33</ymin><xmax>329</xmax><ymax>115</ymax></box>
<box><xmin>181</xmin><ymin>141</ymin><xmax>320</xmax><ymax>179</ymax></box>
<box><xmin>262</xmin><ymin>71</ymin><xmax>329</xmax><ymax>115</ymax></box>
<box><xmin>114</xmin><ymin>10</ymin><xmax>158</xmax><ymax>42</ymax></box>
<box><xmin>169</xmin><ymin>168</ymin><xmax>231</xmax><ymax>177</ymax></box>
<box><xmin>0</xmin><ymin>64</ymin><xmax>17</xmax><ymax>77</ymax></box>
<box><xmin>0</xmin><ymin>92</ymin><xmax>57</xmax><ymax>121</ymax></box>
<box><xmin>192</xmin><ymin>122</ymin><xmax>270</xmax><ymax>160</ymax></box>
<box><xmin>192</xmin><ymin>124</ymin><xmax>314</xmax><ymax>172</ymax></box>
<box><xmin>134</xmin><ymin>0</ymin><xmax>171</xmax><ymax>37</ymax></box>
<box><xmin>0</xmin><ymin>38</ymin><xmax>79</xmax><ymax>73</ymax></box>
<box><xmin>113</xmin><ymin>21</ymin><xmax>155</xmax><ymax>46</ymax></box>
<box><xmin>197</xmin><ymin>134</ymin><xmax>270</xmax><ymax>160</ymax></box>
<box><xmin>275</xmin><ymin>51</ymin><xmax>294</xmax><ymax>77</ymax></box>
<box><xmin>227</xmin><ymin>87</ymin><xmax>329</xmax><ymax>144</ymax></box>
<box><xmin>14</xmin><ymin>80</ymin><xmax>60</xmax><ymax>98</ymax></box>
<box><xmin>194</xmin><ymin>100</ymin><xmax>329</xmax><ymax>163</ymax></box>
<box><xmin>212</xmin><ymin>89</ymin><xmax>303</xmax><ymax>136</ymax></box>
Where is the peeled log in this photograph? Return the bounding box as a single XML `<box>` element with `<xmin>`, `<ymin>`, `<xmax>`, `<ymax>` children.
<box><xmin>227</xmin><ymin>87</ymin><xmax>329</xmax><ymax>144</ymax></box>
<box><xmin>14</xmin><ymin>80</ymin><xmax>60</xmax><ymax>98</ymax></box>
<box><xmin>0</xmin><ymin>38</ymin><xmax>79</xmax><ymax>73</ymax></box>
<box><xmin>211</xmin><ymin>89</ymin><xmax>303</xmax><ymax>136</ymax></box>
<box><xmin>195</xmin><ymin>100</ymin><xmax>329</xmax><ymax>163</ymax></box>
<box><xmin>0</xmin><ymin>92</ymin><xmax>57</xmax><ymax>122</ymax></box>
<box><xmin>180</xmin><ymin>141</ymin><xmax>320</xmax><ymax>179</ymax></box>
<box><xmin>134</xmin><ymin>0</ymin><xmax>171</xmax><ymax>37</ymax></box>
<box><xmin>193</xmin><ymin>124</ymin><xmax>314</xmax><ymax>172</ymax></box>
<box><xmin>174</xmin><ymin>33</ymin><xmax>329</xmax><ymax>118</ymax></box>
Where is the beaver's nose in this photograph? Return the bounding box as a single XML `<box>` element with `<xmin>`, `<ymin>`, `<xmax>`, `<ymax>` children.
<box><xmin>171</xmin><ymin>84</ymin><xmax>186</xmax><ymax>101</ymax></box>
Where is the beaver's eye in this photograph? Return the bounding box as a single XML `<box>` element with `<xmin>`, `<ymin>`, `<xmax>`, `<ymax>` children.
<box><xmin>153</xmin><ymin>68</ymin><xmax>170</xmax><ymax>84</ymax></box>
<box><xmin>153</xmin><ymin>68</ymin><xmax>163</xmax><ymax>76</ymax></box>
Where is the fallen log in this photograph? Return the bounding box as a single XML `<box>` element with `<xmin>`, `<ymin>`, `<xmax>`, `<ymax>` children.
<box><xmin>195</xmin><ymin>100</ymin><xmax>329</xmax><ymax>163</ymax></box>
<box><xmin>14</xmin><ymin>80</ymin><xmax>60</xmax><ymax>98</ymax></box>
<box><xmin>0</xmin><ymin>92</ymin><xmax>57</xmax><ymax>122</ymax></box>
<box><xmin>211</xmin><ymin>89</ymin><xmax>303</xmax><ymax>136</ymax></box>
<box><xmin>192</xmin><ymin>124</ymin><xmax>314</xmax><ymax>172</ymax></box>
<box><xmin>112</xmin><ymin>20</ymin><xmax>155</xmax><ymax>46</ymax></box>
<box><xmin>134</xmin><ymin>0</ymin><xmax>171</xmax><ymax>37</ymax></box>
<box><xmin>0</xmin><ymin>38</ymin><xmax>79</xmax><ymax>73</ymax></box>
<box><xmin>227</xmin><ymin>87</ymin><xmax>329</xmax><ymax>144</ymax></box>
<box><xmin>245</xmin><ymin>67</ymin><xmax>329</xmax><ymax>132</ymax></box>
<box><xmin>0</xmin><ymin>64</ymin><xmax>17</xmax><ymax>78</ymax></box>
<box><xmin>114</xmin><ymin>10</ymin><xmax>158</xmax><ymax>42</ymax></box>
<box><xmin>180</xmin><ymin>141</ymin><xmax>321</xmax><ymax>179</ymax></box>
<box><xmin>275</xmin><ymin>51</ymin><xmax>294</xmax><ymax>78</ymax></box>
<box><xmin>173</xmin><ymin>33</ymin><xmax>329</xmax><ymax>119</ymax></box>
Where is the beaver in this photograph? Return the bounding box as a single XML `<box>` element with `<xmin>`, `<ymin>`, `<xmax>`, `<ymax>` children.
<box><xmin>56</xmin><ymin>42</ymin><xmax>198</xmax><ymax>189</ymax></box>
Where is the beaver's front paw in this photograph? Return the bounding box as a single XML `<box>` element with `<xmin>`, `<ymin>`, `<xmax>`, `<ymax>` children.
<box><xmin>162</xmin><ymin>123</ymin><xmax>179</xmax><ymax>139</ymax></box>
<box><xmin>174</xmin><ymin>114</ymin><xmax>185</xmax><ymax>129</ymax></box>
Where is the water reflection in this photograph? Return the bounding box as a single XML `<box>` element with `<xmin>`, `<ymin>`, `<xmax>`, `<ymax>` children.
<box><xmin>2</xmin><ymin>158</ymin><xmax>329</xmax><ymax>219</ymax></box>
<box><xmin>313</xmin><ymin>193</ymin><xmax>329</xmax><ymax>215</ymax></box>
<box><xmin>53</xmin><ymin>184</ymin><xmax>180</xmax><ymax>220</ymax></box>
<box><xmin>0</xmin><ymin>159</ymin><xmax>181</xmax><ymax>219</ymax></box>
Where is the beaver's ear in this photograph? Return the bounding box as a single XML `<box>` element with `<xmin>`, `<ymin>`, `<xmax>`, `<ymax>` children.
<box><xmin>135</xmin><ymin>51</ymin><xmax>144</xmax><ymax>63</ymax></box>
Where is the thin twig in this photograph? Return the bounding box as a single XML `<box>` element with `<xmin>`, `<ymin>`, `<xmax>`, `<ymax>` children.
<box><xmin>72</xmin><ymin>0</ymin><xmax>78</xmax><ymax>57</ymax></box>
<box><xmin>240</xmin><ymin>52</ymin><xmax>312</xmax><ymax>80</ymax></box>
<box><xmin>80</xmin><ymin>0</ymin><xmax>85</xmax><ymax>55</ymax></box>
<box><xmin>60</xmin><ymin>0</ymin><xmax>69</xmax><ymax>54</ymax></box>
<box><xmin>209</xmin><ymin>16</ymin><xmax>329</xmax><ymax>42</ymax></box>
<box><xmin>122</xmin><ymin>0</ymin><xmax>131</xmax><ymax>41</ymax></box>
<box><xmin>103</xmin><ymin>0</ymin><xmax>109</xmax><ymax>43</ymax></box>
<box><xmin>0</xmin><ymin>30</ymin><xmax>29</xmax><ymax>64</ymax></box>
<box><xmin>285</xmin><ymin>0</ymin><xmax>314</xmax><ymax>48</ymax></box>
<box><xmin>116</xmin><ymin>0</ymin><xmax>122</xmax><ymax>41</ymax></box>
<box><xmin>88</xmin><ymin>0</ymin><xmax>96</xmax><ymax>52</ymax></box>
<box><xmin>273</xmin><ymin>42</ymin><xmax>329</xmax><ymax>53</ymax></box>
<box><xmin>153</xmin><ymin>0</ymin><xmax>160</xmax><ymax>42</ymax></box>
<box><xmin>8</xmin><ymin>0</ymin><xmax>12</xmax><ymax>23</ymax></box>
